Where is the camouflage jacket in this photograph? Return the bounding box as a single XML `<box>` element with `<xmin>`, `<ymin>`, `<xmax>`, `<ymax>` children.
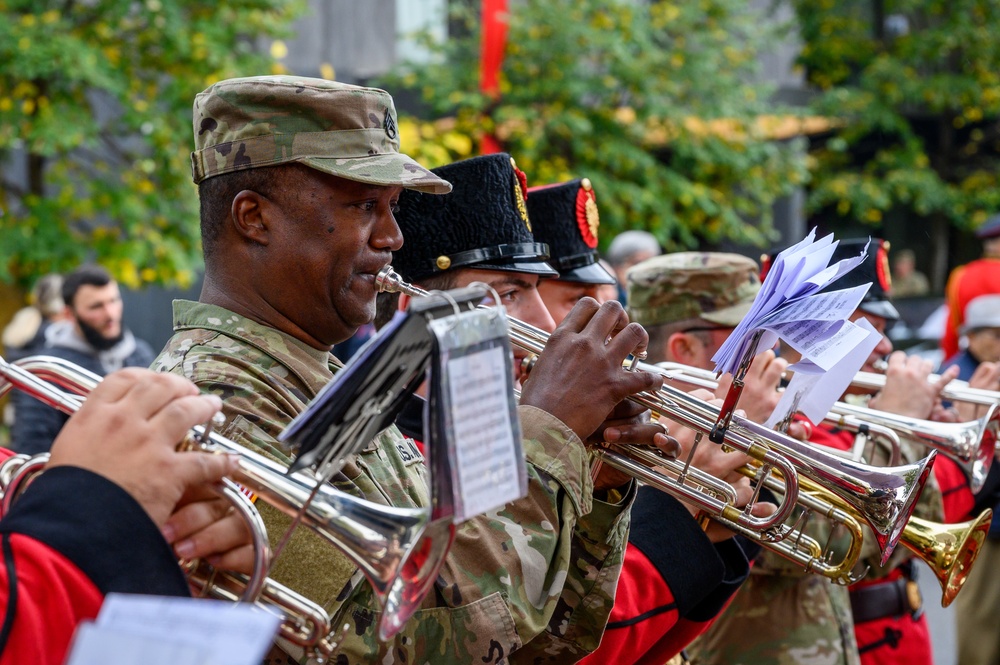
<box><xmin>154</xmin><ymin>300</ymin><xmax>632</xmax><ymax>664</ymax></box>
<box><xmin>687</xmin><ymin>423</ymin><xmax>946</xmax><ymax>665</ymax></box>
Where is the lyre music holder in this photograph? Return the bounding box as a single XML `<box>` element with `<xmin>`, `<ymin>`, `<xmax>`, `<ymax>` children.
<box><xmin>280</xmin><ymin>284</ymin><xmax>489</xmax><ymax>475</ymax></box>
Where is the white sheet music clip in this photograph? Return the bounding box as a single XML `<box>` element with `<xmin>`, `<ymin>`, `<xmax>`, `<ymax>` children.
<box><xmin>708</xmin><ymin>229</ymin><xmax>871</xmax><ymax>443</ymax></box>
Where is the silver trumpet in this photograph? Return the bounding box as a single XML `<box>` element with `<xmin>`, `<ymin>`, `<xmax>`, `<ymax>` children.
<box><xmin>376</xmin><ymin>267</ymin><xmax>934</xmax><ymax>564</ymax></box>
<box><xmin>0</xmin><ymin>355</ymin><xmax>455</xmax><ymax>652</ymax></box>
<box><xmin>862</xmin><ymin>362</ymin><xmax>1000</xmax><ymax>408</ymax></box>
<box><xmin>828</xmin><ymin>401</ymin><xmax>998</xmax><ymax>494</ymax></box>
<box><xmin>655</xmin><ymin>360</ymin><xmax>997</xmax><ymax>495</ymax></box>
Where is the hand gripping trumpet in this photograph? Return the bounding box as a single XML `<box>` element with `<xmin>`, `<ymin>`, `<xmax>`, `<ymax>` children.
<box><xmin>0</xmin><ymin>355</ymin><xmax>454</xmax><ymax>654</ymax></box>
<box><xmin>654</xmin><ymin>360</ymin><xmax>998</xmax><ymax>494</ymax></box>
<box><xmin>376</xmin><ymin>267</ymin><xmax>935</xmax><ymax>564</ymax></box>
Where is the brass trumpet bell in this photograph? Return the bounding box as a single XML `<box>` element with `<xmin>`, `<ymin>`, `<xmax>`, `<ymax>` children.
<box><xmin>902</xmin><ymin>510</ymin><xmax>992</xmax><ymax>608</ymax></box>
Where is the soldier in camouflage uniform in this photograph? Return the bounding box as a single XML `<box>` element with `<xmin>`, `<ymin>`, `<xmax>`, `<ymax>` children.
<box><xmin>622</xmin><ymin>253</ymin><xmax>858</xmax><ymax>665</ymax></box>
<box><xmin>517</xmin><ymin>187</ymin><xmax>761</xmax><ymax>664</ymax></box>
<box><xmin>155</xmin><ymin>76</ymin><xmax>664</xmax><ymax>664</ymax></box>
<box><xmin>685</xmin><ymin>240</ymin><xmax>972</xmax><ymax>665</ymax></box>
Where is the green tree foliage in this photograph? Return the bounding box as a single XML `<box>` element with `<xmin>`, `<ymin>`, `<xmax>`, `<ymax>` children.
<box><xmin>794</xmin><ymin>0</ymin><xmax>1000</xmax><ymax>235</ymax></box>
<box><xmin>386</xmin><ymin>0</ymin><xmax>809</xmax><ymax>251</ymax></box>
<box><xmin>0</xmin><ymin>0</ymin><xmax>304</xmax><ymax>289</ymax></box>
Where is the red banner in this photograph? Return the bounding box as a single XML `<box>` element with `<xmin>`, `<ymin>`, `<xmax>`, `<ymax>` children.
<box><xmin>479</xmin><ymin>0</ymin><xmax>508</xmax><ymax>154</ymax></box>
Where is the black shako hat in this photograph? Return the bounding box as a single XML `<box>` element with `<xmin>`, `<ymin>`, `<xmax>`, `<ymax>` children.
<box><xmin>526</xmin><ymin>178</ymin><xmax>616</xmax><ymax>285</ymax></box>
<box><xmin>761</xmin><ymin>237</ymin><xmax>899</xmax><ymax>321</ymax></box>
<box><xmin>392</xmin><ymin>153</ymin><xmax>557</xmax><ymax>283</ymax></box>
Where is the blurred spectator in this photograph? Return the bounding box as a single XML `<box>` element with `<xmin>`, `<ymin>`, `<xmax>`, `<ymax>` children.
<box><xmin>939</xmin><ymin>293</ymin><xmax>1000</xmax><ymax>665</ymax></box>
<box><xmin>942</xmin><ymin>213</ymin><xmax>1000</xmax><ymax>359</ymax></box>
<box><xmin>891</xmin><ymin>249</ymin><xmax>929</xmax><ymax>297</ymax></box>
<box><xmin>10</xmin><ymin>265</ymin><xmax>155</xmax><ymax>455</ymax></box>
<box><xmin>2</xmin><ymin>274</ymin><xmax>67</xmax><ymax>363</ymax></box>
<box><xmin>940</xmin><ymin>294</ymin><xmax>1000</xmax><ymax>374</ymax></box>
<box><xmin>605</xmin><ymin>230</ymin><xmax>661</xmax><ymax>305</ymax></box>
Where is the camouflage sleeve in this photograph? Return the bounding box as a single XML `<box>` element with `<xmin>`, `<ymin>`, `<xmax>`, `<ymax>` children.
<box><xmin>327</xmin><ymin>405</ymin><xmax>631</xmax><ymax>663</ymax></box>
<box><xmin>160</xmin><ymin>346</ymin><xmax>628</xmax><ymax>663</ymax></box>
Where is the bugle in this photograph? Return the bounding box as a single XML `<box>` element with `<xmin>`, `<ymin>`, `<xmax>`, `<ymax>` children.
<box><xmin>793</xmin><ymin>470</ymin><xmax>993</xmax><ymax>607</ymax></box>
<box><xmin>0</xmin><ymin>355</ymin><xmax>454</xmax><ymax>651</ymax></box>
<box><xmin>862</xmin><ymin>362</ymin><xmax>1000</xmax><ymax>408</ymax></box>
<box><xmin>653</xmin><ymin>360</ymin><xmax>997</xmax><ymax>494</ymax></box>
<box><xmin>376</xmin><ymin>267</ymin><xmax>935</xmax><ymax>563</ymax></box>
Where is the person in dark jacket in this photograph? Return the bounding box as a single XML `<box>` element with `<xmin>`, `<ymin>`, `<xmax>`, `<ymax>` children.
<box><xmin>10</xmin><ymin>264</ymin><xmax>155</xmax><ymax>455</ymax></box>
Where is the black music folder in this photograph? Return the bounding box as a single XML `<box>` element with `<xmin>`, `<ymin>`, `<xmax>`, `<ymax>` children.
<box><xmin>280</xmin><ymin>285</ymin><xmax>488</xmax><ymax>475</ymax></box>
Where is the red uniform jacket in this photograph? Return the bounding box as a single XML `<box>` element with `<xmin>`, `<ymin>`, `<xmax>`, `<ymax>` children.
<box><xmin>0</xmin><ymin>448</ymin><xmax>190</xmax><ymax>664</ymax></box>
<box><xmin>579</xmin><ymin>486</ymin><xmax>756</xmax><ymax>665</ymax></box>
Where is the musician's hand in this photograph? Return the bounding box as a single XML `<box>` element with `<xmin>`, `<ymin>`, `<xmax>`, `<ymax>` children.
<box><xmin>162</xmin><ymin>486</ymin><xmax>255</xmax><ymax>574</ymax></box>
<box><xmin>869</xmin><ymin>351</ymin><xmax>959</xmax><ymax>420</ymax></box>
<box><xmin>699</xmin><ymin>501</ymin><xmax>776</xmax><ymax>544</ymax></box>
<box><xmin>715</xmin><ymin>350</ymin><xmax>787</xmax><ymax>425</ymax></box>
<box><xmin>520</xmin><ymin>298</ymin><xmax>662</xmax><ymax>441</ymax></box>
<box><xmin>47</xmin><ymin>368</ymin><xmax>238</xmax><ymax>527</ymax></box>
<box><xmin>956</xmin><ymin>361</ymin><xmax>1000</xmax><ymax>422</ymax></box>
<box><xmin>592</xmin><ymin>399</ymin><xmax>679</xmax><ymax>491</ymax></box>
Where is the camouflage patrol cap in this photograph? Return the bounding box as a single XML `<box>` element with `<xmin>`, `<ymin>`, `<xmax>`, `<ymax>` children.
<box><xmin>627</xmin><ymin>252</ymin><xmax>760</xmax><ymax>327</ymax></box>
<box><xmin>190</xmin><ymin>76</ymin><xmax>451</xmax><ymax>194</ymax></box>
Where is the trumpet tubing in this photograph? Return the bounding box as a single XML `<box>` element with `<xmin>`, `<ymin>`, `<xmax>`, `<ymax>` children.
<box><xmin>860</xmin><ymin>364</ymin><xmax>1000</xmax><ymax>408</ymax></box>
<box><xmin>0</xmin><ymin>355</ymin><xmax>454</xmax><ymax>648</ymax></box>
<box><xmin>596</xmin><ymin>444</ymin><xmax>867</xmax><ymax>584</ymax></box>
<box><xmin>376</xmin><ymin>267</ymin><xmax>933</xmax><ymax>564</ymax></box>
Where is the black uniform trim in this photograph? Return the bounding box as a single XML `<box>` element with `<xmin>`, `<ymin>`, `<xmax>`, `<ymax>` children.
<box><xmin>0</xmin><ymin>466</ymin><xmax>189</xmax><ymax>597</ymax></box>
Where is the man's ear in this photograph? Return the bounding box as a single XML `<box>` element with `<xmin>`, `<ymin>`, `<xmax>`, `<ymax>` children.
<box><xmin>666</xmin><ymin>332</ymin><xmax>696</xmax><ymax>365</ymax></box>
<box><xmin>398</xmin><ymin>293</ymin><xmax>411</xmax><ymax>311</ymax></box>
<box><xmin>231</xmin><ymin>190</ymin><xmax>270</xmax><ymax>245</ymax></box>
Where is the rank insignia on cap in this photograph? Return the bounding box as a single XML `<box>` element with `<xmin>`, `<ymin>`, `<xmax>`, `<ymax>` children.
<box><xmin>575</xmin><ymin>178</ymin><xmax>600</xmax><ymax>249</ymax></box>
<box><xmin>510</xmin><ymin>157</ymin><xmax>531</xmax><ymax>231</ymax></box>
<box><xmin>384</xmin><ymin>108</ymin><xmax>397</xmax><ymax>140</ymax></box>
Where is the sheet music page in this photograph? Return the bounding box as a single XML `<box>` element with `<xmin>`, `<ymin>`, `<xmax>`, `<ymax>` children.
<box><xmin>766</xmin><ymin>317</ymin><xmax>882</xmax><ymax>427</ymax></box>
<box><xmin>65</xmin><ymin>594</ymin><xmax>281</xmax><ymax>665</ymax></box>
<box><xmin>712</xmin><ymin>230</ymin><xmax>869</xmax><ymax>376</ymax></box>
<box><xmin>447</xmin><ymin>344</ymin><xmax>522</xmax><ymax>520</ymax></box>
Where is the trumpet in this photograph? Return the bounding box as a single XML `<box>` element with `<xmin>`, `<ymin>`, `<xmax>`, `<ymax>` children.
<box><xmin>863</xmin><ymin>361</ymin><xmax>1000</xmax><ymax>408</ymax></box>
<box><xmin>654</xmin><ymin>360</ymin><xmax>997</xmax><ymax>494</ymax></box>
<box><xmin>0</xmin><ymin>355</ymin><xmax>455</xmax><ymax>653</ymax></box>
<box><xmin>376</xmin><ymin>267</ymin><xmax>934</xmax><ymax>564</ymax></box>
<box><xmin>793</xmin><ymin>470</ymin><xmax>993</xmax><ymax>607</ymax></box>
<box><xmin>595</xmin><ymin>442</ymin><xmax>867</xmax><ymax>583</ymax></box>
<box><xmin>646</xmin><ymin>360</ymin><xmax>995</xmax><ymax>605</ymax></box>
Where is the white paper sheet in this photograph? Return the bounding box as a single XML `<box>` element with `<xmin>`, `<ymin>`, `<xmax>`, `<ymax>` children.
<box><xmin>64</xmin><ymin>594</ymin><xmax>281</xmax><ymax>665</ymax></box>
<box><xmin>712</xmin><ymin>230</ymin><xmax>870</xmax><ymax>378</ymax></box>
<box><xmin>447</xmin><ymin>345</ymin><xmax>522</xmax><ymax>520</ymax></box>
<box><xmin>766</xmin><ymin>317</ymin><xmax>883</xmax><ymax>427</ymax></box>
